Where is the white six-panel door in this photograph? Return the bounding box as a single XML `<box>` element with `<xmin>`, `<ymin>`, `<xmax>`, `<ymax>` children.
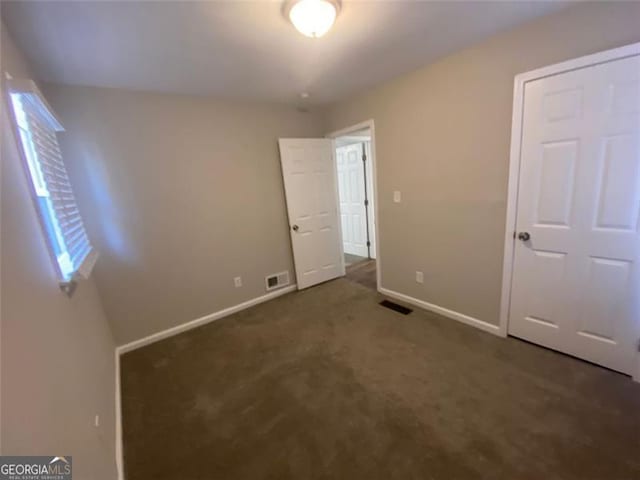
<box><xmin>509</xmin><ymin>55</ymin><xmax>640</xmax><ymax>375</ymax></box>
<box><xmin>337</xmin><ymin>143</ymin><xmax>369</xmax><ymax>257</ymax></box>
<box><xmin>279</xmin><ymin>138</ymin><xmax>344</xmax><ymax>290</ymax></box>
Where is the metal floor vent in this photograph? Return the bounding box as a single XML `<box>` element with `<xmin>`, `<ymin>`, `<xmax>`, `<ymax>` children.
<box><xmin>265</xmin><ymin>271</ymin><xmax>290</xmax><ymax>291</ymax></box>
<box><xmin>379</xmin><ymin>300</ymin><xmax>413</xmax><ymax>315</ymax></box>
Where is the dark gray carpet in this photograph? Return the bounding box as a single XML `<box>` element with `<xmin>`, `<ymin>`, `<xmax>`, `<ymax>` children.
<box><xmin>345</xmin><ymin>257</ymin><xmax>376</xmax><ymax>290</ymax></box>
<box><xmin>121</xmin><ymin>278</ymin><xmax>640</xmax><ymax>480</ymax></box>
<box><xmin>344</xmin><ymin>253</ymin><xmax>367</xmax><ymax>266</ymax></box>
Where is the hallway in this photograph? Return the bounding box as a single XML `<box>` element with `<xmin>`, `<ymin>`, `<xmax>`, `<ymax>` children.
<box><xmin>344</xmin><ymin>254</ymin><xmax>376</xmax><ymax>290</ymax></box>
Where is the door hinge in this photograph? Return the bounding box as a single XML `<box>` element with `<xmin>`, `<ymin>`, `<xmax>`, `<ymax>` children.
<box><xmin>364</xmin><ymin>199</ymin><xmax>369</xmax><ymax>206</ymax></box>
<box><xmin>362</xmin><ymin>154</ymin><xmax>367</xmax><ymax>162</ymax></box>
<box><xmin>367</xmin><ymin>241</ymin><xmax>371</xmax><ymax>247</ymax></box>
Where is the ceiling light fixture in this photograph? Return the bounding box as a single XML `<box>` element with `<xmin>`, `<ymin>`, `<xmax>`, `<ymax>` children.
<box><xmin>285</xmin><ymin>0</ymin><xmax>340</xmax><ymax>38</ymax></box>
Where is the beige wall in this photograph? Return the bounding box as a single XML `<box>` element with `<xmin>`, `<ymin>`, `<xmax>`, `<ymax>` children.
<box><xmin>43</xmin><ymin>85</ymin><xmax>324</xmax><ymax>344</ymax></box>
<box><xmin>323</xmin><ymin>1</ymin><xmax>640</xmax><ymax>327</ymax></box>
<box><xmin>7</xmin><ymin>2</ymin><xmax>639</xmax><ymax>351</ymax></box>
<box><xmin>1</xmin><ymin>26</ymin><xmax>118</xmax><ymax>478</ymax></box>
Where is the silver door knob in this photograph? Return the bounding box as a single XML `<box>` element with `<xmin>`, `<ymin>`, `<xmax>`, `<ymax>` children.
<box><xmin>518</xmin><ymin>232</ymin><xmax>531</xmax><ymax>241</ymax></box>
<box><xmin>292</xmin><ymin>225</ymin><xmax>299</xmax><ymax>232</ymax></box>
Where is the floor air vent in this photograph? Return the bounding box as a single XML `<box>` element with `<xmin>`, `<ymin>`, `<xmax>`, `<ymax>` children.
<box><xmin>379</xmin><ymin>300</ymin><xmax>413</xmax><ymax>315</ymax></box>
<box><xmin>265</xmin><ymin>271</ymin><xmax>290</xmax><ymax>291</ymax></box>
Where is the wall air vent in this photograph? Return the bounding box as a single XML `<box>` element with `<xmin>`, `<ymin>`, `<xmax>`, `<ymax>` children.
<box><xmin>265</xmin><ymin>271</ymin><xmax>290</xmax><ymax>291</ymax></box>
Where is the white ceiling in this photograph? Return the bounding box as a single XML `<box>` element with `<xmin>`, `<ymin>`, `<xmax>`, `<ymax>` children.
<box><xmin>1</xmin><ymin>1</ymin><xmax>573</xmax><ymax>106</ymax></box>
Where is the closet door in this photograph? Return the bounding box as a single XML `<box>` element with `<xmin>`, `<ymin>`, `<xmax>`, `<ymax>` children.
<box><xmin>508</xmin><ymin>55</ymin><xmax>640</xmax><ymax>375</ymax></box>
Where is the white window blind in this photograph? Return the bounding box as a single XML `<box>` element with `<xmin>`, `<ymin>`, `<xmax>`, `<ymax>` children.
<box><xmin>8</xmin><ymin>79</ymin><xmax>96</xmax><ymax>283</ymax></box>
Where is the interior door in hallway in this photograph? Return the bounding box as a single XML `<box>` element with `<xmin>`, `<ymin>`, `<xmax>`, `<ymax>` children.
<box><xmin>336</xmin><ymin>143</ymin><xmax>369</xmax><ymax>257</ymax></box>
<box><xmin>508</xmin><ymin>55</ymin><xmax>640</xmax><ymax>375</ymax></box>
<box><xmin>279</xmin><ymin>138</ymin><xmax>344</xmax><ymax>289</ymax></box>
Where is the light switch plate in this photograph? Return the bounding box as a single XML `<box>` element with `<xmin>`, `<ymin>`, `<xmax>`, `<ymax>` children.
<box><xmin>393</xmin><ymin>191</ymin><xmax>401</xmax><ymax>203</ymax></box>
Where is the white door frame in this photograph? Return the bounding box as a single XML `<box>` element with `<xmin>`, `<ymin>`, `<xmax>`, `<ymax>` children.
<box><xmin>326</xmin><ymin>119</ymin><xmax>381</xmax><ymax>291</ymax></box>
<box><xmin>499</xmin><ymin>42</ymin><xmax>640</xmax><ymax>381</ymax></box>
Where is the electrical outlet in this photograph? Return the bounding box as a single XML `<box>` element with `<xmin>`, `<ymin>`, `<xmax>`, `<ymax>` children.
<box><xmin>393</xmin><ymin>191</ymin><xmax>401</xmax><ymax>203</ymax></box>
<box><xmin>415</xmin><ymin>271</ymin><xmax>424</xmax><ymax>284</ymax></box>
<box><xmin>234</xmin><ymin>276</ymin><xmax>242</xmax><ymax>288</ymax></box>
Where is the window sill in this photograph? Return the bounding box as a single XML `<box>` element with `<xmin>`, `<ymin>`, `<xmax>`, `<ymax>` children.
<box><xmin>59</xmin><ymin>249</ymin><xmax>99</xmax><ymax>297</ymax></box>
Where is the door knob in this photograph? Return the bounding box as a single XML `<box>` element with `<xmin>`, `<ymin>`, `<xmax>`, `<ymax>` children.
<box><xmin>292</xmin><ymin>225</ymin><xmax>299</xmax><ymax>232</ymax></box>
<box><xmin>517</xmin><ymin>231</ymin><xmax>531</xmax><ymax>241</ymax></box>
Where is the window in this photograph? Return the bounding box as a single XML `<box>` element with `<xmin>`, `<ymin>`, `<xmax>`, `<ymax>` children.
<box><xmin>7</xmin><ymin>79</ymin><xmax>96</xmax><ymax>285</ymax></box>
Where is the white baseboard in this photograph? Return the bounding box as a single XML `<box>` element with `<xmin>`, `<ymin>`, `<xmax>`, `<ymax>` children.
<box><xmin>113</xmin><ymin>284</ymin><xmax>297</xmax><ymax>478</ymax></box>
<box><xmin>378</xmin><ymin>287</ymin><xmax>503</xmax><ymax>337</ymax></box>
<box><xmin>115</xmin><ymin>351</ymin><xmax>124</xmax><ymax>480</ymax></box>
<box><xmin>117</xmin><ymin>285</ymin><xmax>297</xmax><ymax>355</ymax></box>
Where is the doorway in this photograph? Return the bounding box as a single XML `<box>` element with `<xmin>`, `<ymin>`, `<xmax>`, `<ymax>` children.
<box><xmin>278</xmin><ymin>120</ymin><xmax>380</xmax><ymax>292</ymax></box>
<box><xmin>330</xmin><ymin>122</ymin><xmax>379</xmax><ymax>291</ymax></box>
